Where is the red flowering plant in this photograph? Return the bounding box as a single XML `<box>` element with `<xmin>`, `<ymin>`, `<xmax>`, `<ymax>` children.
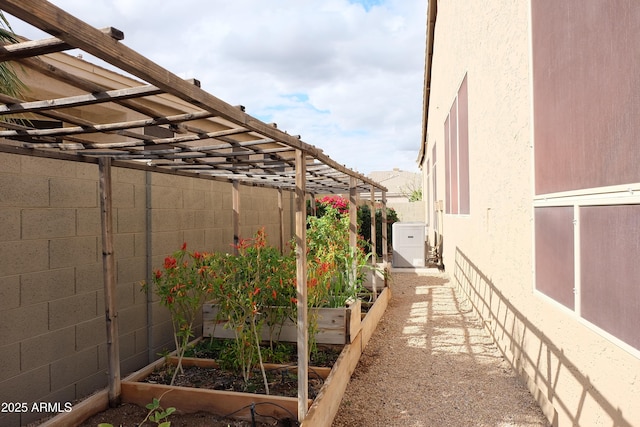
<box><xmin>206</xmin><ymin>227</ymin><xmax>296</xmax><ymax>393</ymax></box>
<box><xmin>306</xmin><ymin>204</ymin><xmax>371</xmax><ymax>308</ymax></box>
<box><xmin>142</xmin><ymin>242</ymin><xmax>219</xmax><ymax>386</ymax></box>
<box><xmin>314</xmin><ymin>195</ymin><xmax>349</xmax><ymax>216</ymax></box>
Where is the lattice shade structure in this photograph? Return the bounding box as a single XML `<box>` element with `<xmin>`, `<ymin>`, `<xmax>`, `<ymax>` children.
<box><xmin>0</xmin><ymin>1</ymin><xmax>389</xmax><ymax>422</ymax></box>
<box><xmin>0</xmin><ymin>2</ymin><xmax>386</xmax><ymax>196</ymax></box>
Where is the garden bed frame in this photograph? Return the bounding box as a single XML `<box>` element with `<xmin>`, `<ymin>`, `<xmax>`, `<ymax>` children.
<box><xmin>203</xmin><ymin>299</ymin><xmax>362</xmax><ymax>345</ymax></box>
<box><xmin>38</xmin><ymin>286</ymin><xmax>390</xmax><ymax>426</ymax></box>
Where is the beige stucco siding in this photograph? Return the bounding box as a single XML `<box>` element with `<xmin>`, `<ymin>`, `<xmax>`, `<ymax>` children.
<box><xmin>423</xmin><ymin>1</ymin><xmax>640</xmax><ymax>425</ymax></box>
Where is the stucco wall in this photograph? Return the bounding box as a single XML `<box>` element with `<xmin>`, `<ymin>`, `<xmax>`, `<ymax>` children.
<box><xmin>423</xmin><ymin>1</ymin><xmax>640</xmax><ymax>425</ymax></box>
<box><xmin>0</xmin><ymin>152</ymin><xmax>294</xmax><ymax>426</ymax></box>
<box><xmin>387</xmin><ymin>199</ymin><xmax>424</xmax><ymax>223</ymax></box>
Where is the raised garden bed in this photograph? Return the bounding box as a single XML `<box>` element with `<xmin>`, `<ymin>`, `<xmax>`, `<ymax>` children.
<box><xmin>203</xmin><ymin>299</ymin><xmax>362</xmax><ymax>345</ymax></box>
<box><xmin>39</xmin><ymin>286</ymin><xmax>390</xmax><ymax>427</ymax></box>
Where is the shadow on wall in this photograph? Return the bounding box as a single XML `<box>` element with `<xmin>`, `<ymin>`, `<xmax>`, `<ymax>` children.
<box><xmin>453</xmin><ymin>248</ymin><xmax>634</xmax><ymax>427</ymax></box>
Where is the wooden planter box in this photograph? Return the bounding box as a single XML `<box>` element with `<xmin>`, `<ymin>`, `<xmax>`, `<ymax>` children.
<box><xmin>38</xmin><ymin>287</ymin><xmax>390</xmax><ymax>426</ymax></box>
<box><xmin>120</xmin><ymin>356</ymin><xmax>329</xmax><ymax>423</ymax></box>
<box><xmin>203</xmin><ymin>299</ymin><xmax>362</xmax><ymax>345</ymax></box>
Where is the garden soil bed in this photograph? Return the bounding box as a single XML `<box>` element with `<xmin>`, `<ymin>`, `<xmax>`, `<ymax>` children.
<box><xmin>39</xmin><ymin>287</ymin><xmax>391</xmax><ymax>427</ymax></box>
<box><xmin>79</xmin><ymin>402</ymin><xmax>293</xmax><ymax>427</ymax></box>
<box><xmin>137</xmin><ymin>341</ymin><xmax>342</xmax><ymax>400</ymax></box>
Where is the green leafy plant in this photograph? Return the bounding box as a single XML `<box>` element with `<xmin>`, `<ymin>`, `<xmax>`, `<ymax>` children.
<box><xmin>357</xmin><ymin>204</ymin><xmax>399</xmax><ymax>257</ymax></box>
<box><xmin>153</xmin><ymin>212</ymin><xmax>376</xmax><ymax>392</ymax></box>
<box><xmin>97</xmin><ymin>391</ymin><xmax>175</xmax><ymax>427</ymax></box>
<box><xmin>307</xmin><ymin>204</ymin><xmax>370</xmax><ymax>308</ymax></box>
<box><xmin>204</xmin><ymin>228</ymin><xmax>296</xmax><ymax>394</ymax></box>
<box><xmin>142</xmin><ymin>243</ymin><xmax>218</xmax><ymax>386</ymax></box>
<box><xmin>0</xmin><ymin>12</ymin><xmax>26</xmax><ymax>98</ymax></box>
<box><xmin>141</xmin><ymin>395</ymin><xmax>175</xmax><ymax>427</ymax></box>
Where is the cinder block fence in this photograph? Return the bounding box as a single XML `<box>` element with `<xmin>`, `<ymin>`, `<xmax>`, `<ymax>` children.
<box><xmin>0</xmin><ymin>152</ymin><xmax>294</xmax><ymax>426</ymax></box>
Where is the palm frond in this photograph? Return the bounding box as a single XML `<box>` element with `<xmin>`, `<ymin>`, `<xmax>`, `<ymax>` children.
<box><xmin>0</xmin><ymin>10</ymin><xmax>26</xmax><ymax>98</ymax></box>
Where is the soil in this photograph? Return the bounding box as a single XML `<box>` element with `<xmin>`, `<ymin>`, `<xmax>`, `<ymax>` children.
<box><xmin>143</xmin><ymin>364</ymin><xmax>325</xmax><ymax>399</ymax></box>
<box><xmin>79</xmin><ymin>402</ymin><xmax>294</xmax><ymax>427</ymax></box>
<box><xmin>76</xmin><ymin>341</ymin><xmax>342</xmax><ymax>427</ymax></box>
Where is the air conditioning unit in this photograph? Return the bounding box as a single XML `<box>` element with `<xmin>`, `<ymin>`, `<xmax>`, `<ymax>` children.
<box><xmin>392</xmin><ymin>222</ymin><xmax>426</xmax><ymax>268</ymax></box>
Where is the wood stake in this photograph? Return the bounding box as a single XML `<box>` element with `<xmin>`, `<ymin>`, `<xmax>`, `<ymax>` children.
<box><xmin>370</xmin><ymin>186</ymin><xmax>377</xmax><ymax>300</ymax></box>
<box><xmin>381</xmin><ymin>192</ymin><xmax>388</xmax><ymax>267</ymax></box>
<box><xmin>295</xmin><ymin>149</ymin><xmax>309</xmax><ymax>421</ymax></box>
<box><xmin>349</xmin><ymin>177</ymin><xmax>358</xmax><ymax>289</ymax></box>
<box><xmin>98</xmin><ymin>157</ymin><xmax>121</xmax><ymax>407</ymax></box>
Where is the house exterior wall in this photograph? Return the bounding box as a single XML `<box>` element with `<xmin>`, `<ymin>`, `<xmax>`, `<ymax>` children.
<box><xmin>0</xmin><ymin>56</ymin><xmax>294</xmax><ymax>426</ymax></box>
<box><xmin>422</xmin><ymin>1</ymin><xmax>640</xmax><ymax>426</ymax></box>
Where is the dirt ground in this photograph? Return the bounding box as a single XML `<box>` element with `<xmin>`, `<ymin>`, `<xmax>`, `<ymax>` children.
<box><xmin>331</xmin><ymin>271</ymin><xmax>551</xmax><ymax>427</ymax></box>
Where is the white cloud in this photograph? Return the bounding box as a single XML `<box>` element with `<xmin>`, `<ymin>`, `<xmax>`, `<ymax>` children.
<box><xmin>7</xmin><ymin>0</ymin><xmax>426</xmax><ymax>174</ymax></box>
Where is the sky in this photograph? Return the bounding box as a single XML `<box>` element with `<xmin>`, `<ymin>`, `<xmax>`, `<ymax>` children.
<box><xmin>7</xmin><ymin>0</ymin><xmax>427</xmax><ymax>175</ymax></box>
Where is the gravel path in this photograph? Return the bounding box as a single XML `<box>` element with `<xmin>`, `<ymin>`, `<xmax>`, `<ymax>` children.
<box><xmin>332</xmin><ymin>272</ymin><xmax>550</xmax><ymax>427</ymax></box>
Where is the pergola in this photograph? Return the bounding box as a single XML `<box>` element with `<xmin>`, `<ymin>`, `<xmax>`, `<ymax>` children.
<box><xmin>0</xmin><ymin>1</ymin><xmax>389</xmax><ymax>422</ymax></box>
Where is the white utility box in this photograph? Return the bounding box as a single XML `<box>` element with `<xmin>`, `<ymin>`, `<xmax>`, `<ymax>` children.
<box><xmin>392</xmin><ymin>222</ymin><xmax>426</xmax><ymax>268</ymax></box>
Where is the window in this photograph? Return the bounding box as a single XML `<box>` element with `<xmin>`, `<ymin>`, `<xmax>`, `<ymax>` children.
<box><xmin>532</xmin><ymin>1</ymin><xmax>640</xmax><ymax>354</ymax></box>
<box><xmin>444</xmin><ymin>75</ymin><xmax>469</xmax><ymax>215</ymax></box>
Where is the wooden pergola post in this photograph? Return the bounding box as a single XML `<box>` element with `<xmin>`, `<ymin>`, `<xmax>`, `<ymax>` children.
<box><xmin>232</xmin><ymin>180</ymin><xmax>240</xmax><ymax>254</ymax></box>
<box><xmin>349</xmin><ymin>177</ymin><xmax>358</xmax><ymax>289</ymax></box>
<box><xmin>98</xmin><ymin>157</ymin><xmax>121</xmax><ymax>407</ymax></box>
<box><xmin>278</xmin><ymin>188</ymin><xmax>285</xmax><ymax>253</ymax></box>
<box><xmin>295</xmin><ymin>150</ymin><xmax>309</xmax><ymax>421</ymax></box>
<box><xmin>370</xmin><ymin>186</ymin><xmax>377</xmax><ymax>300</ymax></box>
<box><xmin>381</xmin><ymin>191</ymin><xmax>388</xmax><ymax>266</ymax></box>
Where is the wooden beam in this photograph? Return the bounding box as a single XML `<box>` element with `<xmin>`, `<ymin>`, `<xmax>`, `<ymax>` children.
<box><xmin>98</xmin><ymin>157</ymin><xmax>121</xmax><ymax>407</ymax></box>
<box><xmin>37</xmin><ymin>390</ymin><xmax>109</xmax><ymax>427</ymax></box>
<box><xmin>18</xmin><ymin>56</ymin><xmax>182</xmax><ymax>122</ymax></box>
<box><xmin>0</xmin><ymin>109</ymin><xmax>215</xmax><ymax>138</ymax></box>
<box><xmin>121</xmin><ymin>382</ymin><xmax>307</xmax><ymax>422</ymax></box>
<box><xmin>295</xmin><ymin>149</ymin><xmax>309</xmax><ymax>422</ymax></box>
<box><xmin>1</xmin><ymin>0</ymin><xmax>387</xmax><ymax>192</ymax></box>
<box><xmin>0</xmin><ymin>36</ymin><xmax>73</xmax><ymax>61</ymax></box>
<box><xmin>0</xmin><ymin>84</ymin><xmax>164</xmax><ymax>115</ymax></box>
<box><xmin>0</xmin><ymin>92</ymin><xmax>158</xmax><ymax>144</ymax></box>
<box><xmin>0</xmin><ymin>27</ymin><xmax>122</xmax><ymax>61</ymax></box>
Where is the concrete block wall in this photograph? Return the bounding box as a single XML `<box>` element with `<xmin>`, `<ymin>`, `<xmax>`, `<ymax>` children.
<box><xmin>0</xmin><ymin>152</ymin><xmax>295</xmax><ymax>426</ymax></box>
<box><xmin>386</xmin><ymin>200</ymin><xmax>425</xmax><ymax>223</ymax></box>
<box><xmin>0</xmin><ymin>153</ymin><xmax>108</xmax><ymax>426</ymax></box>
<box><xmin>147</xmin><ymin>173</ymin><xmax>294</xmax><ymax>356</ymax></box>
